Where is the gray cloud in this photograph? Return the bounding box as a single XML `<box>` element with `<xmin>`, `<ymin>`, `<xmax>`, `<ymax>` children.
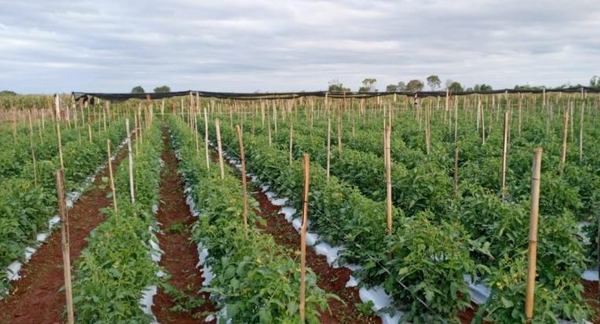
<box><xmin>0</xmin><ymin>0</ymin><xmax>598</xmax><ymax>93</ymax></box>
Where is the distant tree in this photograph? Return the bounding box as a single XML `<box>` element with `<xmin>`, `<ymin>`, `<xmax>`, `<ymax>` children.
<box><xmin>0</xmin><ymin>90</ymin><xmax>17</xmax><ymax>96</ymax></box>
<box><xmin>406</xmin><ymin>79</ymin><xmax>424</xmax><ymax>92</ymax></box>
<box><xmin>473</xmin><ymin>84</ymin><xmax>493</xmax><ymax>92</ymax></box>
<box><xmin>447</xmin><ymin>81</ymin><xmax>464</xmax><ymax>93</ymax></box>
<box><xmin>514</xmin><ymin>84</ymin><xmax>545</xmax><ymax>91</ymax></box>
<box><xmin>386</xmin><ymin>84</ymin><xmax>398</xmax><ymax>92</ymax></box>
<box><xmin>359</xmin><ymin>78</ymin><xmax>377</xmax><ymax>92</ymax></box>
<box><xmin>131</xmin><ymin>86</ymin><xmax>145</xmax><ymax>94</ymax></box>
<box><xmin>153</xmin><ymin>85</ymin><xmax>171</xmax><ymax>93</ymax></box>
<box><xmin>426</xmin><ymin>75</ymin><xmax>441</xmax><ymax>91</ymax></box>
<box><xmin>328</xmin><ymin>80</ymin><xmax>351</xmax><ymax>93</ymax></box>
<box><xmin>397</xmin><ymin>81</ymin><xmax>407</xmax><ymax>91</ymax></box>
<box><xmin>587</xmin><ymin>78</ymin><xmax>597</xmax><ymax>88</ymax></box>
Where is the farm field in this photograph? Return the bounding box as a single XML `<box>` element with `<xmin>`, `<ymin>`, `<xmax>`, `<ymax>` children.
<box><xmin>0</xmin><ymin>91</ymin><xmax>598</xmax><ymax>323</ymax></box>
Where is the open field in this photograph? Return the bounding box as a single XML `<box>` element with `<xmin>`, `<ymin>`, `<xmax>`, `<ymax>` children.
<box><xmin>0</xmin><ymin>91</ymin><xmax>598</xmax><ymax>323</ymax></box>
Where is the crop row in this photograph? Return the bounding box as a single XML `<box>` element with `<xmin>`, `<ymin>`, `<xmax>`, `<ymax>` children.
<box><xmin>0</xmin><ymin>118</ymin><xmax>127</xmax><ymax>297</ymax></box>
<box><xmin>72</xmin><ymin>120</ymin><xmax>163</xmax><ymax>322</ymax></box>
<box><xmin>168</xmin><ymin>116</ymin><xmax>331</xmax><ymax>322</ymax></box>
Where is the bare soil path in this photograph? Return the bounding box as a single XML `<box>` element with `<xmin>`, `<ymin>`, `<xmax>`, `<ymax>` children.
<box><xmin>152</xmin><ymin>129</ymin><xmax>215</xmax><ymax>323</ymax></box>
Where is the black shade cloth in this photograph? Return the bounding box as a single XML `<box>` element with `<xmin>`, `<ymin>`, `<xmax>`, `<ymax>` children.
<box><xmin>73</xmin><ymin>86</ymin><xmax>599</xmax><ymax>102</ymax></box>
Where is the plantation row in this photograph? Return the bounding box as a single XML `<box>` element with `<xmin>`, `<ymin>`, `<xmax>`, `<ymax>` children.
<box><xmin>0</xmin><ymin>116</ymin><xmax>128</xmax><ymax>297</ymax></box>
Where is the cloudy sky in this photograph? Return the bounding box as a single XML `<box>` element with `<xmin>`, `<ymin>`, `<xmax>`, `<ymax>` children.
<box><xmin>0</xmin><ymin>0</ymin><xmax>598</xmax><ymax>93</ymax></box>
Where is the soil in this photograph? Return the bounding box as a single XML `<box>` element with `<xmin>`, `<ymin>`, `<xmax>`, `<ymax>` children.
<box><xmin>152</xmin><ymin>130</ymin><xmax>215</xmax><ymax>323</ymax></box>
<box><xmin>251</xmin><ymin>189</ymin><xmax>380</xmax><ymax>323</ymax></box>
<box><xmin>583</xmin><ymin>279</ymin><xmax>599</xmax><ymax>323</ymax></box>
<box><xmin>0</xmin><ymin>136</ymin><xmax>131</xmax><ymax>324</ymax></box>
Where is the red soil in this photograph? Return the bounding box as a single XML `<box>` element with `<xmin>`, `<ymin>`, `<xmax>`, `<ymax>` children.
<box><xmin>583</xmin><ymin>279</ymin><xmax>599</xmax><ymax>323</ymax></box>
<box><xmin>152</xmin><ymin>130</ymin><xmax>215</xmax><ymax>323</ymax></box>
<box><xmin>0</xmin><ymin>138</ymin><xmax>130</xmax><ymax>324</ymax></box>
<box><xmin>251</xmin><ymin>189</ymin><xmax>380</xmax><ymax>323</ymax></box>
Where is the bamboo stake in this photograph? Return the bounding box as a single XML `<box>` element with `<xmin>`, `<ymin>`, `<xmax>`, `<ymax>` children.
<box><xmin>481</xmin><ymin>101</ymin><xmax>486</xmax><ymax>145</ymax></box>
<box><xmin>559</xmin><ymin>107</ymin><xmax>569</xmax><ymax>174</ymax></box>
<box><xmin>236</xmin><ymin>125</ymin><xmax>249</xmax><ymax>232</ymax></box>
<box><xmin>326</xmin><ymin>117</ymin><xmax>331</xmax><ymax>182</ymax></box>
<box><xmin>525</xmin><ymin>148</ymin><xmax>543</xmax><ymax>323</ymax></box>
<box><xmin>500</xmin><ymin>111</ymin><xmax>510</xmax><ymax>199</ymax></box>
<box><xmin>579</xmin><ymin>103</ymin><xmax>584</xmax><ymax>162</ymax></box>
<box><xmin>267</xmin><ymin>113</ymin><xmax>272</xmax><ymax>146</ymax></box>
<box><xmin>55</xmin><ymin>169</ymin><xmax>75</xmax><ymax>324</ymax></box>
<box><xmin>204</xmin><ymin>107</ymin><xmax>210</xmax><ymax>170</ymax></box>
<box><xmin>215</xmin><ymin>119</ymin><xmax>225</xmax><ymax>179</ymax></box>
<box><xmin>28</xmin><ymin>110</ymin><xmax>38</xmax><ymax>186</ymax></box>
<box><xmin>337</xmin><ymin>114</ymin><xmax>342</xmax><ymax>154</ymax></box>
<box><xmin>55</xmin><ymin>95</ymin><xmax>65</xmax><ymax>169</ymax></box>
<box><xmin>88</xmin><ymin>124</ymin><xmax>93</xmax><ymax>143</ymax></box>
<box><xmin>299</xmin><ymin>154</ymin><xmax>310</xmax><ymax>323</ymax></box>
<box><xmin>384</xmin><ymin>125</ymin><xmax>393</xmax><ymax>234</ymax></box>
<box><xmin>107</xmin><ymin>140</ymin><xmax>118</xmax><ymax>214</ymax></box>
<box><xmin>289</xmin><ymin>120</ymin><xmax>294</xmax><ymax>165</ymax></box>
<box><xmin>126</xmin><ymin>119</ymin><xmax>135</xmax><ymax>203</ymax></box>
<box><xmin>194</xmin><ymin>114</ymin><xmax>200</xmax><ymax>154</ymax></box>
<box><xmin>454</xmin><ymin>144</ymin><xmax>459</xmax><ymax>197</ymax></box>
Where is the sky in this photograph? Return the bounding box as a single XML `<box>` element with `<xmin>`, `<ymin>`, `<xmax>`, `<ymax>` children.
<box><xmin>0</xmin><ymin>0</ymin><xmax>598</xmax><ymax>94</ymax></box>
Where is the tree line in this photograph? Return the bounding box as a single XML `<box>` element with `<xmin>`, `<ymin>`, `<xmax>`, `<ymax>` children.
<box><xmin>328</xmin><ymin>75</ymin><xmax>600</xmax><ymax>93</ymax></box>
<box><xmin>131</xmin><ymin>85</ymin><xmax>171</xmax><ymax>94</ymax></box>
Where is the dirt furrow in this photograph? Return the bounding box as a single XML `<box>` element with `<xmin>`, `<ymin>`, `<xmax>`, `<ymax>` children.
<box><xmin>152</xmin><ymin>129</ymin><xmax>215</xmax><ymax>323</ymax></box>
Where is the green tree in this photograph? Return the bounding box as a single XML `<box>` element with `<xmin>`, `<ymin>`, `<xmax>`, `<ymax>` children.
<box><xmin>473</xmin><ymin>84</ymin><xmax>493</xmax><ymax>92</ymax></box>
<box><xmin>397</xmin><ymin>81</ymin><xmax>407</xmax><ymax>91</ymax></box>
<box><xmin>386</xmin><ymin>84</ymin><xmax>398</xmax><ymax>92</ymax></box>
<box><xmin>359</xmin><ymin>78</ymin><xmax>377</xmax><ymax>92</ymax></box>
<box><xmin>447</xmin><ymin>81</ymin><xmax>464</xmax><ymax>93</ymax></box>
<box><xmin>514</xmin><ymin>84</ymin><xmax>544</xmax><ymax>90</ymax></box>
<box><xmin>328</xmin><ymin>80</ymin><xmax>350</xmax><ymax>93</ymax></box>
<box><xmin>426</xmin><ymin>75</ymin><xmax>441</xmax><ymax>91</ymax></box>
<box><xmin>590</xmin><ymin>76</ymin><xmax>600</xmax><ymax>89</ymax></box>
<box><xmin>0</xmin><ymin>90</ymin><xmax>17</xmax><ymax>96</ymax></box>
<box><xmin>153</xmin><ymin>85</ymin><xmax>171</xmax><ymax>93</ymax></box>
<box><xmin>406</xmin><ymin>79</ymin><xmax>424</xmax><ymax>92</ymax></box>
<box><xmin>131</xmin><ymin>86</ymin><xmax>145</xmax><ymax>94</ymax></box>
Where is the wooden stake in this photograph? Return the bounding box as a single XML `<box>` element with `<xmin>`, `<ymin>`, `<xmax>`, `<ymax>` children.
<box><xmin>267</xmin><ymin>113</ymin><xmax>272</xmax><ymax>146</ymax></box>
<box><xmin>194</xmin><ymin>114</ymin><xmax>200</xmax><ymax>154</ymax></box>
<box><xmin>28</xmin><ymin>110</ymin><xmax>38</xmax><ymax>186</ymax></box>
<box><xmin>525</xmin><ymin>148</ymin><xmax>543</xmax><ymax>323</ymax></box>
<box><xmin>235</xmin><ymin>125</ymin><xmax>249</xmax><ymax>232</ymax></box>
<box><xmin>215</xmin><ymin>119</ymin><xmax>225</xmax><ymax>179</ymax></box>
<box><xmin>579</xmin><ymin>103</ymin><xmax>584</xmax><ymax>162</ymax></box>
<box><xmin>299</xmin><ymin>154</ymin><xmax>310</xmax><ymax>323</ymax></box>
<box><xmin>481</xmin><ymin>102</ymin><xmax>486</xmax><ymax>145</ymax></box>
<box><xmin>204</xmin><ymin>107</ymin><xmax>210</xmax><ymax>170</ymax></box>
<box><xmin>384</xmin><ymin>125</ymin><xmax>393</xmax><ymax>234</ymax></box>
<box><xmin>337</xmin><ymin>114</ymin><xmax>342</xmax><ymax>154</ymax></box>
<box><xmin>107</xmin><ymin>139</ymin><xmax>118</xmax><ymax>214</ymax></box>
<box><xmin>126</xmin><ymin>119</ymin><xmax>135</xmax><ymax>203</ymax></box>
<box><xmin>55</xmin><ymin>95</ymin><xmax>65</xmax><ymax>170</ymax></box>
<box><xmin>326</xmin><ymin>117</ymin><xmax>331</xmax><ymax>182</ymax></box>
<box><xmin>559</xmin><ymin>107</ymin><xmax>569</xmax><ymax>174</ymax></box>
<box><xmin>500</xmin><ymin>111</ymin><xmax>510</xmax><ymax>199</ymax></box>
<box><xmin>55</xmin><ymin>169</ymin><xmax>75</xmax><ymax>324</ymax></box>
<box><xmin>454</xmin><ymin>144</ymin><xmax>459</xmax><ymax>197</ymax></box>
